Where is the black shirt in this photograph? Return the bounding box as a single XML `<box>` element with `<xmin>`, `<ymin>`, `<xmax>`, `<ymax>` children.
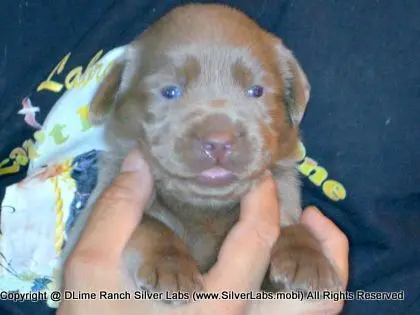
<box><xmin>1</xmin><ymin>1</ymin><xmax>419</xmax><ymax>314</ymax></box>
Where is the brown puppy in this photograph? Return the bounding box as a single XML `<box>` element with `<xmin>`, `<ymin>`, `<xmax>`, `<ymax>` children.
<box><xmin>65</xmin><ymin>3</ymin><xmax>342</xmax><ymax>299</ymax></box>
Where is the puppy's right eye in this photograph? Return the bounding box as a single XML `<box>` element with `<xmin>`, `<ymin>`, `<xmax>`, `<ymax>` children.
<box><xmin>161</xmin><ymin>86</ymin><xmax>183</xmax><ymax>99</ymax></box>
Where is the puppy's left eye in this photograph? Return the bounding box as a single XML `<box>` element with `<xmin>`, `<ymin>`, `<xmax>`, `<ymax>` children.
<box><xmin>161</xmin><ymin>86</ymin><xmax>183</xmax><ymax>99</ymax></box>
<box><xmin>247</xmin><ymin>85</ymin><xmax>264</xmax><ymax>98</ymax></box>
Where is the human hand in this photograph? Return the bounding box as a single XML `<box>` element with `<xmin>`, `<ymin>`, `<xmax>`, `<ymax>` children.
<box><xmin>249</xmin><ymin>206</ymin><xmax>349</xmax><ymax>315</ymax></box>
<box><xmin>57</xmin><ymin>148</ymin><xmax>348</xmax><ymax>315</ymax></box>
<box><xmin>57</xmin><ymin>147</ymin><xmax>280</xmax><ymax>315</ymax></box>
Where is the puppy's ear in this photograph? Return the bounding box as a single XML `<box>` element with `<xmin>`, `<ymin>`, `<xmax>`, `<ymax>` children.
<box><xmin>89</xmin><ymin>46</ymin><xmax>139</xmax><ymax>125</ymax></box>
<box><xmin>270</xmin><ymin>36</ymin><xmax>311</xmax><ymax>126</ymax></box>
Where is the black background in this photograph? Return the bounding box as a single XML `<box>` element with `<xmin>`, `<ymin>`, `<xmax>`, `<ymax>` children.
<box><xmin>0</xmin><ymin>1</ymin><xmax>419</xmax><ymax>314</ymax></box>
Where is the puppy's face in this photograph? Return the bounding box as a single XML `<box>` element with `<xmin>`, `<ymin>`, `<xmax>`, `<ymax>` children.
<box><xmin>90</xmin><ymin>4</ymin><xmax>310</xmax><ymax>208</ymax></box>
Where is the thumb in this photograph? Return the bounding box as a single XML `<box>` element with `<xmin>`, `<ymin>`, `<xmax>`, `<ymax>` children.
<box><xmin>74</xmin><ymin>148</ymin><xmax>154</xmax><ymax>260</ymax></box>
<box><xmin>205</xmin><ymin>175</ymin><xmax>280</xmax><ymax>292</ymax></box>
<box><xmin>301</xmin><ymin>207</ymin><xmax>349</xmax><ymax>287</ymax></box>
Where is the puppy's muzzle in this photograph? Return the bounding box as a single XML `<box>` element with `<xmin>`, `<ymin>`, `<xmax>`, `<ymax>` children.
<box><xmin>177</xmin><ymin>113</ymin><xmax>253</xmax><ymax>186</ymax></box>
<box><xmin>195</xmin><ymin>114</ymin><xmax>240</xmax><ymax>163</ymax></box>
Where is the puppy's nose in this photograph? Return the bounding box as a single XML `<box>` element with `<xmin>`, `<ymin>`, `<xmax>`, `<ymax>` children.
<box><xmin>201</xmin><ymin>132</ymin><xmax>235</xmax><ymax>160</ymax></box>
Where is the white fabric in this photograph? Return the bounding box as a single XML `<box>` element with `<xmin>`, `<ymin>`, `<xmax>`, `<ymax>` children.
<box><xmin>0</xmin><ymin>46</ymin><xmax>125</xmax><ymax>307</ymax></box>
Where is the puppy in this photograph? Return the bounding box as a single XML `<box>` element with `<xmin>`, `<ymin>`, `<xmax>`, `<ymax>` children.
<box><xmin>64</xmin><ymin>3</ymin><xmax>342</xmax><ymax>299</ymax></box>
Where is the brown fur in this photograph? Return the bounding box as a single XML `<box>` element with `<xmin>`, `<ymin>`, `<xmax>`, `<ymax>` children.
<box><xmin>63</xmin><ymin>3</ymin><xmax>341</xmax><ymax>300</ymax></box>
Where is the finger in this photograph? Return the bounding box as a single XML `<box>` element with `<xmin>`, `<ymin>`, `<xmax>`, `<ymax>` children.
<box><xmin>74</xmin><ymin>148</ymin><xmax>154</xmax><ymax>260</ymax></box>
<box><xmin>204</xmin><ymin>175</ymin><xmax>280</xmax><ymax>292</ymax></box>
<box><xmin>301</xmin><ymin>207</ymin><xmax>349</xmax><ymax>286</ymax></box>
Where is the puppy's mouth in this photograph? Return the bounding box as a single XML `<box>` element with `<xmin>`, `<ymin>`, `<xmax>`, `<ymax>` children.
<box><xmin>195</xmin><ymin>167</ymin><xmax>238</xmax><ymax>187</ymax></box>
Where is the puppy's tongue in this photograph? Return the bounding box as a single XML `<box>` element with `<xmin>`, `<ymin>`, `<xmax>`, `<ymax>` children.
<box><xmin>197</xmin><ymin>167</ymin><xmax>236</xmax><ymax>186</ymax></box>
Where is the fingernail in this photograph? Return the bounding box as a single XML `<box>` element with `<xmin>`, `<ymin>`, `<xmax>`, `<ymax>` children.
<box><xmin>262</xmin><ymin>169</ymin><xmax>273</xmax><ymax>178</ymax></box>
<box><xmin>301</xmin><ymin>206</ymin><xmax>325</xmax><ymax>224</ymax></box>
<box><xmin>121</xmin><ymin>148</ymin><xmax>148</xmax><ymax>172</ymax></box>
<box><xmin>305</xmin><ymin>206</ymin><xmax>322</xmax><ymax>214</ymax></box>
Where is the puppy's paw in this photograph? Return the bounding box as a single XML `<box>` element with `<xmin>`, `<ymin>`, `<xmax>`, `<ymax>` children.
<box><xmin>269</xmin><ymin>224</ymin><xmax>342</xmax><ymax>293</ymax></box>
<box><xmin>270</xmin><ymin>245</ymin><xmax>342</xmax><ymax>292</ymax></box>
<box><xmin>135</xmin><ymin>251</ymin><xmax>203</xmax><ymax>304</ymax></box>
